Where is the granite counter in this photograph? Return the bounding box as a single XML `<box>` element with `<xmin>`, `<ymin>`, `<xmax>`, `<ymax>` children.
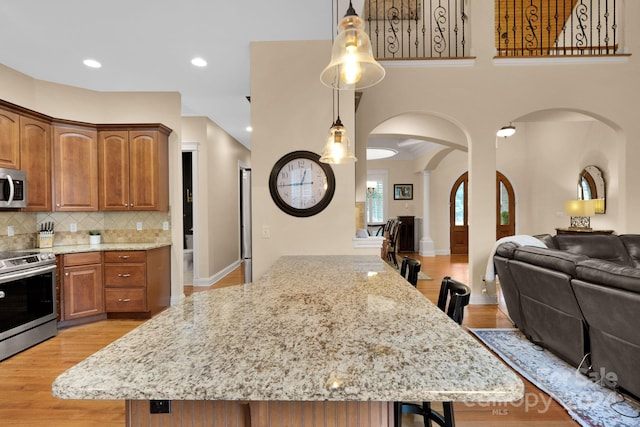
<box><xmin>52</xmin><ymin>255</ymin><xmax>523</xmax><ymax>425</ymax></box>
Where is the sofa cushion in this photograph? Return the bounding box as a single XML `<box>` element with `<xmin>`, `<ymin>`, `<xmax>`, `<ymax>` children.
<box><xmin>620</xmin><ymin>235</ymin><xmax>640</xmax><ymax>268</ymax></box>
<box><xmin>513</xmin><ymin>246</ymin><xmax>588</xmax><ymax>276</ymax></box>
<box><xmin>575</xmin><ymin>258</ymin><xmax>640</xmax><ymax>293</ymax></box>
<box><xmin>554</xmin><ymin>234</ymin><xmax>632</xmax><ymax>266</ymax></box>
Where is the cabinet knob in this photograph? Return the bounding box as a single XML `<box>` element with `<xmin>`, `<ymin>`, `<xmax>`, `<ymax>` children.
<box><xmin>118</xmin><ymin>298</ymin><xmax>131</xmax><ymax>302</ymax></box>
<box><xmin>56</xmin><ymin>203</ymin><xmax>60</xmax><ymax>207</ymax></box>
<box><xmin>118</xmin><ymin>273</ymin><xmax>131</xmax><ymax>278</ymax></box>
<box><xmin>65</xmin><ymin>272</ymin><xmax>69</xmax><ymax>276</ymax></box>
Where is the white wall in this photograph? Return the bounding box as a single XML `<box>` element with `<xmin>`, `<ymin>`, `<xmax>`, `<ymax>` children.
<box><xmin>250</xmin><ymin>40</ymin><xmax>379</xmax><ymax>280</ymax></box>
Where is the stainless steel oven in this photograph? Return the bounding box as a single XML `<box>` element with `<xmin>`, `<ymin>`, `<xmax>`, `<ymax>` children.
<box><xmin>0</xmin><ymin>251</ymin><xmax>57</xmax><ymax>361</ymax></box>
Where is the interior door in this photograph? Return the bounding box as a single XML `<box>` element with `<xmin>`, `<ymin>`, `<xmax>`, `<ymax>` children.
<box><xmin>449</xmin><ymin>173</ymin><xmax>468</xmax><ymax>254</ymax></box>
<box><xmin>496</xmin><ymin>171</ymin><xmax>516</xmax><ymax>239</ymax></box>
<box><xmin>449</xmin><ymin>171</ymin><xmax>516</xmax><ymax>254</ymax></box>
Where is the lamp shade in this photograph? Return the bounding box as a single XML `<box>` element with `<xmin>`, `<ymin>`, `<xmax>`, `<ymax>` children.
<box><xmin>320</xmin><ymin>3</ymin><xmax>385</xmax><ymax>90</ymax></box>
<box><xmin>565</xmin><ymin>199</ymin><xmax>596</xmax><ymax>216</ymax></box>
<box><xmin>320</xmin><ymin>116</ymin><xmax>357</xmax><ymax>164</ymax></box>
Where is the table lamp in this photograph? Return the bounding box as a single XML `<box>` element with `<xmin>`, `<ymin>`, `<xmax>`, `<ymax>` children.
<box><xmin>565</xmin><ymin>199</ymin><xmax>596</xmax><ymax>230</ymax></box>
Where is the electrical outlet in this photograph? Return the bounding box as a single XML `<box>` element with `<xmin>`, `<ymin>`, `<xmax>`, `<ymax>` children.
<box><xmin>262</xmin><ymin>225</ymin><xmax>270</xmax><ymax>239</ymax></box>
<box><xmin>70</xmin><ymin>223</ymin><xmax>77</xmax><ymax>233</ymax></box>
<box><xmin>162</xmin><ymin>221</ymin><xmax>169</xmax><ymax>230</ymax></box>
<box><xmin>7</xmin><ymin>226</ymin><xmax>14</xmax><ymax>237</ymax></box>
<box><xmin>136</xmin><ymin>222</ymin><xmax>143</xmax><ymax>231</ymax></box>
<box><xmin>149</xmin><ymin>400</ymin><xmax>171</xmax><ymax>414</ymax></box>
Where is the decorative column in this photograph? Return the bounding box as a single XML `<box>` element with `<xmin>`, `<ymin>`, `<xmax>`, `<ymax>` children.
<box><xmin>420</xmin><ymin>171</ymin><xmax>436</xmax><ymax>256</ymax></box>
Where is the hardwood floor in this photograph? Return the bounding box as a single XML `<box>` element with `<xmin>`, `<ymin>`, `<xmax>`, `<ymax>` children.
<box><xmin>0</xmin><ymin>254</ymin><xmax>578</xmax><ymax>426</ymax></box>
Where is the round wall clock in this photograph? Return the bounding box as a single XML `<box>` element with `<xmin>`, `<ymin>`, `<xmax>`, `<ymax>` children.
<box><xmin>269</xmin><ymin>150</ymin><xmax>336</xmax><ymax>217</ymax></box>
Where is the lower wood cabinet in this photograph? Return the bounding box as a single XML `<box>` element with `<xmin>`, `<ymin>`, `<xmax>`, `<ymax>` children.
<box><xmin>104</xmin><ymin>246</ymin><xmax>171</xmax><ymax>318</ymax></box>
<box><xmin>58</xmin><ymin>246</ymin><xmax>171</xmax><ymax>326</ymax></box>
<box><xmin>61</xmin><ymin>252</ymin><xmax>104</xmax><ymax>322</ymax></box>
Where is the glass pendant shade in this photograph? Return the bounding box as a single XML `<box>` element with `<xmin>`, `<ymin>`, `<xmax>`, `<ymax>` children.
<box><xmin>320</xmin><ymin>4</ymin><xmax>385</xmax><ymax>90</ymax></box>
<box><xmin>320</xmin><ymin>117</ymin><xmax>357</xmax><ymax>164</ymax></box>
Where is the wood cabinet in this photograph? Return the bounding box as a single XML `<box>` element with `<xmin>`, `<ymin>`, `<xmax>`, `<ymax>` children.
<box><xmin>98</xmin><ymin>125</ymin><xmax>170</xmax><ymax>211</ymax></box>
<box><xmin>398</xmin><ymin>215</ymin><xmax>415</xmax><ymax>252</ymax></box>
<box><xmin>61</xmin><ymin>252</ymin><xmax>104</xmax><ymax>321</ymax></box>
<box><xmin>0</xmin><ymin>107</ymin><xmax>20</xmax><ymax>169</ymax></box>
<box><xmin>53</xmin><ymin>124</ymin><xmax>98</xmax><ymax>211</ymax></box>
<box><xmin>104</xmin><ymin>246</ymin><xmax>170</xmax><ymax>318</ymax></box>
<box><xmin>20</xmin><ymin>115</ymin><xmax>52</xmax><ymax>211</ymax></box>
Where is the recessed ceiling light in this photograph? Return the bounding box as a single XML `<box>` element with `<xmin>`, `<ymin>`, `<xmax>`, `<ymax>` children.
<box><xmin>191</xmin><ymin>57</ymin><xmax>207</xmax><ymax>67</ymax></box>
<box><xmin>83</xmin><ymin>59</ymin><xmax>102</xmax><ymax>68</ymax></box>
<box><xmin>367</xmin><ymin>148</ymin><xmax>397</xmax><ymax>160</ymax></box>
<box><xmin>245</xmin><ymin>126</ymin><xmax>253</xmax><ymax>132</ymax></box>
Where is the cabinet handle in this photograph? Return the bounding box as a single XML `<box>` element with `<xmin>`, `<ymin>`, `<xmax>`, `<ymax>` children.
<box><xmin>119</xmin><ymin>255</ymin><xmax>130</xmax><ymax>259</ymax></box>
<box><xmin>118</xmin><ymin>298</ymin><xmax>131</xmax><ymax>302</ymax></box>
<box><xmin>118</xmin><ymin>273</ymin><xmax>131</xmax><ymax>278</ymax></box>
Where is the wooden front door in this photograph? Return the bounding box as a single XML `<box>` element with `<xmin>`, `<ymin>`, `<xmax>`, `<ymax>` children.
<box><xmin>449</xmin><ymin>173</ymin><xmax>468</xmax><ymax>254</ymax></box>
<box><xmin>449</xmin><ymin>171</ymin><xmax>516</xmax><ymax>254</ymax></box>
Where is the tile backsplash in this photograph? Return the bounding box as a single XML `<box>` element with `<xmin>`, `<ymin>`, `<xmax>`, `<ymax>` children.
<box><xmin>0</xmin><ymin>211</ymin><xmax>171</xmax><ymax>251</ymax></box>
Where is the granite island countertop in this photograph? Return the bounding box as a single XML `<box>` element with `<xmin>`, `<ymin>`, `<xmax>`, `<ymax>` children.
<box><xmin>52</xmin><ymin>255</ymin><xmax>524</xmax><ymax>403</ymax></box>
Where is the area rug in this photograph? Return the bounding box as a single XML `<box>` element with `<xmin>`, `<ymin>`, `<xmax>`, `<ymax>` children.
<box><xmin>470</xmin><ymin>328</ymin><xmax>640</xmax><ymax>427</ymax></box>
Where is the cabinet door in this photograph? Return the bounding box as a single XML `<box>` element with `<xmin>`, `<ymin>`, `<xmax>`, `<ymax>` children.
<box><xmin>63</xmin><ymin>263</ymin><xmax>104</xmax><ymax>320</ymax></box>
<box><xmin>0</xmin><ymin>108</ymin><xmax>20</xmax><ymax>169</ymax></box>
<box><xmin>98</xmin><ymin>130</ymin><xmax>130</xmax><ymax>210</ymax></box>
<box><xmin>129</xmin><ymin>129</ymin><xmax>168</xmax><ymax>211</ymax></box>
<box><xmin>20</xmin><ymin>116</ymin><xmax>52</xmax><ymax>211</ymax></box>
<box><xmin>53</xmin><ymin>125</ymin><xmax>98</xmax><ymax>211</ymax></box>
<box><xmin>128</xmin><ymin>130</ymin><xmax>160</xmax><ymax>210</ymax></box>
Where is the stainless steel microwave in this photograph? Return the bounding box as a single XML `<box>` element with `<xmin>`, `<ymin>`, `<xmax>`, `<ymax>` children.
<box><xmin>0</xmin><ymin>168</ymin><xmax>26</xmax><ymax>209</ymax></box>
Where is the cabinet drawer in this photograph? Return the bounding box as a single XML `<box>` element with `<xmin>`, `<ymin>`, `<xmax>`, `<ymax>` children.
<box><xmin>104</xmin><ymin>264</ymin><xmax>145</xmax><ymax>287</ymax></box>
<box><xmin>64</xmin><ymin>251</ymin><xmax>102</xmax><ymax>266</ymax></box>
<box><xmin>105</xmin><ymin>288</ymin><xmax>146</xmax><ymax>312</ymax></box>
<box><xmin>103</xmin><ymin>251</ymin><xmax>145</xmax><ymax>263</ymax></box>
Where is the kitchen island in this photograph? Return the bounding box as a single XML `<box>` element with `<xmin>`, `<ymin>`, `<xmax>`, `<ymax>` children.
<box><xmin>53</xmin><ymin>255</ymin><xmax>523</xmax><ymax>426</ymax></box>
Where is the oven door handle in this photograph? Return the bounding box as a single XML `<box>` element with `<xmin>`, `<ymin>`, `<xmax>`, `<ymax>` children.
<box><xmin>0</xmin><ymin>263</ymin><xmax>57</xmax><ymax>284</ymax></box>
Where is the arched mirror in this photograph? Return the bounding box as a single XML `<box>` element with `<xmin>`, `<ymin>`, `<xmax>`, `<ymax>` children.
<box><xmin>578</xmin><ymin>165</ymin><xmax>605</xmax><ymax>213</ymax></box>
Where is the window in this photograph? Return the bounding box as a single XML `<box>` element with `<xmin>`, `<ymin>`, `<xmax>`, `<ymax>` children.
<box><xmin>367</xmin><ymin>170</ymin><xmax>388</xmax><ymax>224</ymax></box>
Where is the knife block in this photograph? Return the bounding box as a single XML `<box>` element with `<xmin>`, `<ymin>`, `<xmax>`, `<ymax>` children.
<box><xmin>37</xmin><ymin>232</ymin><xmax>54</xmax><ymax>248</ymax></box>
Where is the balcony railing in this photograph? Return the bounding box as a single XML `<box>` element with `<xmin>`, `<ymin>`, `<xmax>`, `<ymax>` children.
<box><xmin>364</xmin><ymin>0</ymin><xmax>470</xmax><ymax>59</ymax></box>
<box><xmin>363</xmin><ymin>0</ymin><xmax>624</xmax><ymax>60</ymax></box>
<box><xmin>496</xmin><ymin>0</ymin><xmax>620</xmax><ymax>57</ymax></box>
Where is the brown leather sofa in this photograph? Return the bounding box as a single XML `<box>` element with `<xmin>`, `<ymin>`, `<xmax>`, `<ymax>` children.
<box><xmin>493</xmin><ymin>234</ymin><xmax>640</xmax><ymax>399</ymax></box>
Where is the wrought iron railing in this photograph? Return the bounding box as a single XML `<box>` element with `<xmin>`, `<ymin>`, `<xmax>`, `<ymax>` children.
<box><xmin>363</xmin><ymin>0</ymin><xmax>470</xmax><ymax>59</ymax></box>
<box><xmin>363</xmin><ymin>1</ymin><xmax>624</xmax><ymax>60</ymax></box>
<box><xmin>496</xmin><ymin>0</ymin><xmax>620</xmax><ymax>57</ymax></box>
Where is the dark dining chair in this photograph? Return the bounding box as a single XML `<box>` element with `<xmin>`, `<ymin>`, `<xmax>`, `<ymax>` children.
<box><xmin>394</xmin><ymin>277</ymin><xmax>471</xmax><ymax>427</ymax></box>
<box><xmin>386</xmin><ymin>219</ymin><xmax>402</xmax><ymax>268</ymax></box>
<box><xmin>400</xmin><ymin>256</ymin><xmax>421</xmax><ymax>287</ymax></box>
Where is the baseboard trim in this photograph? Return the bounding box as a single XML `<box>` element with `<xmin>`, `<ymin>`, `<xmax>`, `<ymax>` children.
<box><xmin>193</xmin><ymin>259</ymin><xmax>242</xmax><ymax>287</ymax></box>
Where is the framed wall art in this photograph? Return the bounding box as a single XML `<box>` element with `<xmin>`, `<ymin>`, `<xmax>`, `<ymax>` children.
<box><xmin>394</xmin><ymin>184</ymin><xmax>413</xmax><ymax>200</ymax></box>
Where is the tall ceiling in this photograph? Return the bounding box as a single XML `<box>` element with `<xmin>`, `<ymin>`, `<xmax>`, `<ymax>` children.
<box><xmin>0</xmin><ymin>0</ymin><xmax>334</xmax><ymax>149</ymax></box>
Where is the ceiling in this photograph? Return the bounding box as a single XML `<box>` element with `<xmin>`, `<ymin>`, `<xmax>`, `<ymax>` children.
<box><xmin>0</xmin><ymin>0</ymin><xmax>333</xmax><ymax>149</ymax></box>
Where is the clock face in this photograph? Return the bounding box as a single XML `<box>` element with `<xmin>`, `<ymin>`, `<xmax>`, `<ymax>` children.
<box><xmin>269</xmin><ymin>151</ymin><xmax>335</xmax><ymax>217</ymax></box>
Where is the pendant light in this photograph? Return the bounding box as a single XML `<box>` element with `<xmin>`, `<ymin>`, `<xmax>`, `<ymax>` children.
<box><xmin>320</xmin><ymin>1</ymin><xmax>385</xmax><ymax>90</ymax></box>
<box><xmin>320</xmin><ymin>90</ymin><xmax>357</xmax><ymax>164</ymax></box>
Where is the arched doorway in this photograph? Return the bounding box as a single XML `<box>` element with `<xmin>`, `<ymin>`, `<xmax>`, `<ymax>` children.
<box><xmin>449</xmin><ymin>171</ymin><xmax>516</xmax><ymax>254</ymax></box>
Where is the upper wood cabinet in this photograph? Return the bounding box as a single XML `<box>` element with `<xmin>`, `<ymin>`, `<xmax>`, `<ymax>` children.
<box><xmin>0</xmin><ymin>107</ymin><xmax>20</xmax><ymax>169</ymax></box>
<box><xmin>20</xmin><ymin>116</ymin><xmax>52</xmax><ymax>211</ymax></box>
<box><xmin>98</xmin><ymin>125</ymin><xmax>170</xmax><ymax>211</ymax></box>
<box><xmin>53</xmin><ymin>124</ymin><xmax>99</xmax><ymax>211</ymax></box>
